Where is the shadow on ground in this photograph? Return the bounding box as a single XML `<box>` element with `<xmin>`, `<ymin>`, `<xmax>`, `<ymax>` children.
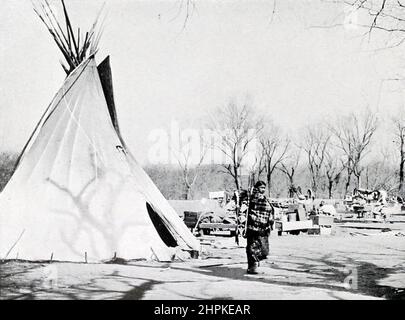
<box><xmin>166</xmin><ymin>255</ymin><xmax>405</xmax><ymax>300</ymax></box>
<box><xmin>1</xmin><ymin>253</ymin><xmax>404</xmax><ymax>300</ymax></box>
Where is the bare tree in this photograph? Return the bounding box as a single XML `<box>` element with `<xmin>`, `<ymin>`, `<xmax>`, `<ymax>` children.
<box><xmin>393</xmin><ymin>113</ymin><xmax>405</xmax><ymax>195</ymax></box>
<box><xmin>246</xmin><ymin>145</ymin><xmax>266</xmax><ymax>191</ymax></box>
<box><xmin>346</xmin><ymin>0</ymin><xmax>405</xmax><ymax>33</ymax></box>
<box><xmin>341</xmin><ymin>1</ymin><xmax>405</xmax><ymax>196</ymax></box>
<box><xmin>279</xmin><ymin>147</ymin><xmax>301</xmax><ymax>198</ymax></box>
<box><xmin>330</xmin><ymin>109</ymin><xmax>378</xmax><ymax>194</ymax></box>
<box><xmin>364</xmin><ymin>146</ymin><xmax>397</xmax><ymax>192</ymax></box>
<box><xmin>171</xmin><ymin>130</ymin><xmax>208</xmax><ymax>200</ymax></box>
<box><xmin>209</xmin><ymin>99</ymin><xmax>263</xmax><ymax>192</ymax></box>
<box><xmin>301</xmin><ymin>124</ymin><xmax>331</xmax><ymax>196</ymax></box>
<box><xmin>337</xmin><ymin>0</ymin><xmax>405</xmax><ymax>52</ymax></box>
<box><xmin>324</xmin><ymin>147</ymin><xmax>345</xmax><ymax>199</ymax></box>
<box><xmin>260</xmin><ymin>120</ymin><xmax>290</xmax><ymax>197</ymax></box>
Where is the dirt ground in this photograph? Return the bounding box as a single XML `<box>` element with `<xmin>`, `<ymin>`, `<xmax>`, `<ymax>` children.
<box><xmin>1</xmin><ymin>224</ymin><xmax>405</xmax><ymax>300</ymax></box>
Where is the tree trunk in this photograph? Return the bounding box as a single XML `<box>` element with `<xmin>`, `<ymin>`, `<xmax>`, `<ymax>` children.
<box><xmin>248</xmin><ymin>172</ymin><xmax>255</xmax><ymax>191</ymax></box>
<box><xmin>400</xmin><ymin>161</ymin><xmax>404</xmax><ymax>196</ymax></box>
<box><xmin>366</xmin><ymin>167</ymin><xmax>369</xmax><ymax>190</ymax></box>
<box><xmin>186</xmin><ymin>185</ymin><xmax>192</xmax><ymax>200</ymax></box>
<box><xmin>266</xmin><ymin>165</ymin><xmax>272</xmax><ymax>197</ymax></box>
<box><xmin>288</xmin><ymin>176</ymin><xmax>294</xmax><ymax>198</ymax></box>
<box><xmin>344</xmin><ymin>170</ymin><xmax>351</xmax><ymax>196</ymax></box>
<box><xmin>288</xmin><ymin>184</ymin><xmax>294</xmax><ymax>198</ymax></box>
<box><xmin>398</xmin><ymin>139</ymin><xmax>405</xmax><ymax>197</ymax></box>
<box><xmin>311</xmin><ymin>173</ymin><xmax>317</xmax><ymax>194</ymax></box>
<box><xmin>183</xmin><ymin>183</ymin><xmax>192</xmax><ymax>200</ymax></box>
<box><xmin>328</xmin><ymin>178</ymin><xmax>333</xmax><ymax>199</ymax></box>
<box><xmin>233</xmin><ymin>165</ymin><xmax>240</xmax><ymax>192</ymax></box>
<box><xmin>355</xmin><ymin>173</ymin><xmax>361</xmax><ymax>189</ymax></box>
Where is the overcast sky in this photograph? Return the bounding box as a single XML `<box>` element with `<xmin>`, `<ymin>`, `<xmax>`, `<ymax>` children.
<box><xmin>0</xmin><ymin>0</ymin><xmax>404</xmax><ymax>165</ymax></box>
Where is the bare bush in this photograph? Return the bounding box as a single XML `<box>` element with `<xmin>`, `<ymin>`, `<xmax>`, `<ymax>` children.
<box><xmin>0</xmin><ymin>152</ymin><xmax>18</xmax><ymax>192</ymax></box>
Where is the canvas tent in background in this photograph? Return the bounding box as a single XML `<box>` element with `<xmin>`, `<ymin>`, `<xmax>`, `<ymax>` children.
<box><xmin>0</xmin><ymin>1</ymin><xmax>200</xmax><ymax>262</ymax></box>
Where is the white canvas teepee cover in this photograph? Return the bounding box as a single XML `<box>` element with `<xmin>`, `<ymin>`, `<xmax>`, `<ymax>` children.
<box><xmin>0</xmin><ymin>58</ymin><xmax>200</xmax><ymax>262</ymax></box>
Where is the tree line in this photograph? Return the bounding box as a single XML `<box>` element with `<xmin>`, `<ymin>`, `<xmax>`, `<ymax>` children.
<box><xmin>1</xmin><ymin>102</ymin><xmax>403</xmax><ymax>201</ymax></box>
<box><xmin>170</xmin><ymin>100</ymin><xmax>405</xmax><ymax>200</ymax></box>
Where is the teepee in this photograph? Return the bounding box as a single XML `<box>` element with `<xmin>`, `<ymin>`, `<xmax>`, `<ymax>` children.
<box><xmin>0</xmin><ymin>1</ymin><xmax>200</xmax><ymax>262</ymax></box>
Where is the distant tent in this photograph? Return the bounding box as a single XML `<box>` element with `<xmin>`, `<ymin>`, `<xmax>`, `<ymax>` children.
<box><xmin>0</xmin><ymin>1</ymin><xmax>200</xmax><ymax>262</ymax></box>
